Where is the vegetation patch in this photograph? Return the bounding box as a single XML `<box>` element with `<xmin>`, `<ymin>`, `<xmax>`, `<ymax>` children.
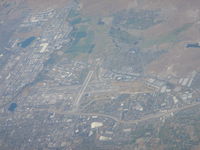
<box><xmin>65</xmin><ymin>26</ymin><xmax>95</xmax><ymax>55</ymax></box>
<box><xmin>109</xmin><ymin>27</ymin><xmax>142</xmax><ymax>44</ymax></box>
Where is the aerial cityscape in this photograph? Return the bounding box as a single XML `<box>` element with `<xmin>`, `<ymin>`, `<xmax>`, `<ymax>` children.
<box><xmin>0</xmin><ymin>0</ymin><xmax>200</xmax><ymax>149</ymax></box>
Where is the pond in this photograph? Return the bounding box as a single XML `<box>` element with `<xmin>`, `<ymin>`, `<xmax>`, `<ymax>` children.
<box><xmin>8</xmin><ymin>103</ymin><xmax>17</xmax><ymax>112</ymax></box>
<box><xmin>186</xmin><ymin>43</ymin><xmax>200</xmax><ymax>48</ymax></box>
<box><xmin>18</xmin><ymin>36</ymin><xmax>36</xmax><ymax>48</ymax></box>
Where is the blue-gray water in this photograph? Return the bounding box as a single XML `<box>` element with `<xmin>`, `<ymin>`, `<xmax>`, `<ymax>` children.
<box><xmin>18</xmin><ymin>36</ymin><xmax>36</xmax><ymax>48</ymax></box>
<box><xmin>8</xmin><ymin>103</ymin><xmax>17</xmax><ymax>112</ymax></box>
<box><xmin>186</xmin><ymin>43</ymin><xmax>200</xmax><ymax>48</ymax></box>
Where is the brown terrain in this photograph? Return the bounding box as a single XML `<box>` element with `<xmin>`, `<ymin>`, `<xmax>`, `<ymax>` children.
<box><xmin>141</xmin><ymin>0</ymin><xmax>200</xmax><ymax>78</ymax></box>
<box><xmin>1</xmin><ymin>0</ymin><xmax>199</xmax><ymax>93</ymax></box>
<box><xmin>79</xmin><ymin>0</ymin><xmax>137</xmax><ymax>17</ymax></box>
<box><xmin>76</xmin><ymin>0</ymin><xmax>200</xmax><ymax>78</ymax></box>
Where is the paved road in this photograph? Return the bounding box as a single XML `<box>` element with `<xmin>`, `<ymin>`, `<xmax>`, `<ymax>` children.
<box><xmin>73</xmin><ymin>71</ymin><xmax>94</xmax><ymax>111</ymax></box>
<box><xmin>33</xmin><ymin>101</ymin><xmax>200</xmax><ymax>125</ymax></box>
<box><xmin>123</xmin><ymin>102</ymin><xmax>200</xmax><ymax>124</ymax></box>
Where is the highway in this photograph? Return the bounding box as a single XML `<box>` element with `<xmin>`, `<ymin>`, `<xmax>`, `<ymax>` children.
<box><xmin>32</xmin><ymin>101</ymin><xmax>200</xmax><ymax>125</ymax></box>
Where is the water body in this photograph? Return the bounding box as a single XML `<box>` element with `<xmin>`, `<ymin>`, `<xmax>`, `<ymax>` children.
<box><xmin>186</xmin><ymin>43</ymin><xmax>200</xmax><ymax>48</ymax></box>
<box><xmin>8</xmin><ymin>103</ymin><xmax>17</xmax><ymax>112</ymax></box>
<box><xmin>18</xmin><ymin>36</ymin><xmax>36</xmax><ymax>48</ymax></box>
